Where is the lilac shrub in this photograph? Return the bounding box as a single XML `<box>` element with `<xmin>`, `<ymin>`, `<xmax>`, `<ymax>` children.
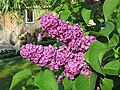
<box><xmin>20</xmin><ymin>13</ymin><xmax>96</xmax><ymax>80</ymax></box>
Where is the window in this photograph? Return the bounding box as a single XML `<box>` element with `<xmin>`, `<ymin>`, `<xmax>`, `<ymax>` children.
<box><xmin>24</xmin><ymin>9</ymin><xmax>34</xmax><ymax>24</ymax></box>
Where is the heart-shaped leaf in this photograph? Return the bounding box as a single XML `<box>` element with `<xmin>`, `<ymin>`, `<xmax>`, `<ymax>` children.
<box><xmin>34</xmin><ymin>70</ymin><xmax>58</xmax><ymax>90</ymax></box>
<box><xmin>82</xmin><ymin>8</ymin><xmax>91</xmax><ymax>25</ymax></box>
<box><xmin>85</xmin><ymin>41</ymin><xmax>107</xmax><ymax>75</ymax></box>
<box><xmin>100</xmin><ymin>78</ymin><xmax>113</xmax><ymax>90</ymax></box>
<box><xmin>103</xmin><ymin>60</ymin><xmax>120</xmax><ymax>75</ymax></box>
<box><xmin>99</xmin><ymin>22</ymin><xmax>115</xmax><ymax>38</ymax></box>
<box><xmin>60</xmin><ymin>10</ymin><xmax>71</xmax><ymax>21</ymax></box>
<box><xmin>62</xmin><ymin>77</ymin><xmax>75</xmax><ymax>90</ymax></box>
<box><xmin>108</xmin><ymin>34</ymin><xmax>119</xmax><ymax>47</ymax></box>
<box><xmin>103</xmin><ymin>0</ymin><xmax>119</xmax><ymax>22</ymax></box>
<box><xmin>75</xmin><ymin>73</ymin><xmax>97</xmax><ymax>90</ymax></box>
<box><xmin>75</xmin><ymin>74</ymin><xmax>89</xmax><ymax>90</ymax></box>
<box><xmin>9</xmin><ymin>69</ymin><xmax>32</xmax><ymax>90</ymax></box>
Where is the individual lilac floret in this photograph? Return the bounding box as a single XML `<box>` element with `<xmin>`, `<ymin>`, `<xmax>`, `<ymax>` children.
<box><xmin>57</xmin><ymin>75</ymin><xmax>63</xmax><ymax>83</ymax></box>
<box><xmin>63</xmin><ymin>52</ymin><xmax>91</xmax><ymax>79</ymax></box>
<box><xmin>96</xmin><ymin>86</ymin><xmax>101</xmax><ymax>90</ymax></box>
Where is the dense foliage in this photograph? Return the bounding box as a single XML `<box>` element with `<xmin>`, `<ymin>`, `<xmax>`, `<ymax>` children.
<box><xmin>0</xmin><ymin>0</ymin><xmax>40</xmax><ymax>12</ymax></box>
<box><xmin>8</xmin><ymin>0</ymin><xmax>120</xmax><ymax>90</ymax></box>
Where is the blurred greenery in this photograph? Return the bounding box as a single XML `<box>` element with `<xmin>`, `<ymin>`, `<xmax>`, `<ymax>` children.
<box><xmin>0</xmin><ymin>56</ymin><xmax>40</xmax><ymax>90</ymax></box>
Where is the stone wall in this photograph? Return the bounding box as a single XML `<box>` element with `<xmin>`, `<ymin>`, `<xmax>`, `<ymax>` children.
<box><xmin>0</xmin><ymin>11</ymin><xmax>42</xmax><ymax>48</ymax></box>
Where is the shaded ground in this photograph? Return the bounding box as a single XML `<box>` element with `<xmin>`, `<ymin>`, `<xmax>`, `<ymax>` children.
<box><xmin>0</xmin><ymin>44</ymin><xmax>16</xmax><ymax>52</ymax></box>
<box><xmin>0</xmin><ymin>56</ymin><xmax>40</xmax><ymax>90</ymax></box>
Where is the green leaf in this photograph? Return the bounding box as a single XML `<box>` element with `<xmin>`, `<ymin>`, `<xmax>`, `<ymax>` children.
<box><xmin>34</xmin><ymin>70</ymin><xmax>58</xmax><ymax>90</ymax></box>
<box><xmin>99</xmin><ymin>22</ymin><xmax>115</xmax><ymax>38</ymax></box>
<box><xmin>53</xmin><ymin>40</ymin><xmax>62</xmax><ymax>47</ymax></box>
<box><xmin>60</xmin><ymin>9</ymin><xmax>71</xmax><ymax>21</ymax></box>
<box><xmin>52</xmin><ymin>0</ymin><xmax>61</xmax><ymax>8</ymax></box>
<box><xmin>82</xmin><ymin>8</ymin><xmax>91</xmax><ymax>25</ymax></box>
<box><xmin>75</xmin><ymin>73</ymin><xmax>97</xmax><ymax>90</ymax></box>
<box><xmin>26</xmin><ymin>78</ymin><xmax>34</xmax><ymax>86</ymax></box>
<box><xmin>103</xmin><ymin>0</ymin><xmax>119</xmax><ymax>22</ymax></box>
<box><xmin>22</xmin><ymin>86</ymin><xmax>26</xmax><ymax>90</ymax></box>
<box><xmin>84</xmin><ymin>50</ymin><xmax>90</xmax><ymax>63</ymax></box>
<box><xmin>72</xmin><ymin>84</ymin><xmax>77</xmax><ymax>90</ymax></box>
<box><xmin>9</xmin><ymin>69</ymin><xmax>32</xmax><ymax>90</ymax></box>
<box><xmin>75</xmin><ymin>74</ymin><xmax>89</xmax><ymax>90</ymax></box>
<box><xmin>89</xmin><ymin>72</ymin><xmax>97</xmax><ymax>90</ymax></box>
<box><xmin>73</xmin><ymin>7</ymin><xmax>79</xmax><ymax>13</ymax></box>
<box><xmin>116</xmin><ymin>14</ymin><xmax>120</xmax><ymax>34</ymax></box>
<box><xmin>103</xmin><ymin>60</ymin><xmax>120</xmax><ymax>75</ymax></box>
<box><xmin>62</xmin><ymin>77</ymin><xmax>74</xmax><ymax>90</ymax></box>
<box><xmin>108</xmin><ymin>34</ymin><xmax>119</xmax><ymax>47</ymax></box>
<box><xmin>85</xmin><ymin>41</ymin><xmax>107</xmax><ymax>75</ymax></box>
<box><xmin>100</xmin><ymin>78</ymin><xmax>113</xmax><ymax>90</ymax></box>
<box><xmin>48</xmin><ymin>0</ymin><xmax>52</xmax><ymax>3</ymax></box>
<box><xmin>61</xmin><ymin>0</ymin><xmax>66</xmax><ymax>3</ymax></box>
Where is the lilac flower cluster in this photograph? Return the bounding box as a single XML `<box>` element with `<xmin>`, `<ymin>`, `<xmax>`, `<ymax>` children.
<box><xmin>63</xmin><ymin>52</ymin><xmax>90</xmax><ymax>79</ymax></box>
<box><xmin>20</xmin><ymin>44</ymin><xmax>58</xmax><ymax>69</ymax></box>
<box><xmin>20</xmin><ymin>13</ymin><xmax>96</xmax><ymax>80</ymax></box>
<box><xmin>40</xmin><ymin>14</ymin><xmax>96</xmax><ymax>52</ymax></box>
<box><xmin>40</xmin><ymin>14</ymin><xmax>84</xmax><ymax>43</ymax></box>
<box><xmin>68</xmin><ymin>35</ymin><xmax>96</xmax><ymax>53</ymax></box>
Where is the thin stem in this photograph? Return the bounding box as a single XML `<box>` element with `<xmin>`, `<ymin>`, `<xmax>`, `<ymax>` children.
<box><xmin>103</xmin><ymin>53</ymin><xmax>114</xmax><ymax>61</ymax></box>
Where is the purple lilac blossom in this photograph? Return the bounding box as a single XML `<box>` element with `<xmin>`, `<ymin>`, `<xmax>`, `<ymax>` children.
<box><xmin>20</xmin><ymin>13</ymin><xmax>96</xmax><ymax>80</ymax></box>
<box><xmin>20</xmin><ymin>44</ymin><xmax>57</xmax><ymax>67</ymax></box>
<box><xmin>58</xmin><ymin>24</ymin><xmax>84</xmax><ymax>43</ymax></box>
<box><xmin>57</xmin><ymin>75</ymin><xmax>63</xmax><ymax>83</ymax></box>
<box><xmin>40</xmin><ymin>14</ymin><xmax>84</xmax><ymax>43</ymax></box>
<box><xmin>20</xmin><ymin>44</ymin><xmax>92</xmax><ymax>79</ymax></box>
<box><xmin>38</xmin><ymin>45</ymin><xmax>57</xmax><ymax>67</ymax></box>
<box><xmin>55</xmin><ymin>45</ymin><xmax>70</xmax><ymax>67</ymax></box>
<box><xmin>40</xmin><ymin>13</ymin><xmax>59</xmax><ymax>30</ymax></box>
<box><xmin>96</xmin><ymin>86</ymin><xmax>101</xmax><ymax>90</ymax></box>
<box><xmin>68</xmin><ymin>35</ymin><xmax>96</xmax><ymax>53</ymax></box>
<box><xmin>63</xmin><ymin>52</ymin><xmax>91</xmax><ymax>79</ymax></box>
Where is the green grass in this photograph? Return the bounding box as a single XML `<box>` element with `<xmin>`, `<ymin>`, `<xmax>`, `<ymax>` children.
<box><xmin>0</xmin><ymin>50</ymin><xmax>19</xmax><ymax>59</ymax></box>
<box><xmin>0</xmin><ymin>56</ymin><xmax>40</xmax><ymax>90</ymax></box>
